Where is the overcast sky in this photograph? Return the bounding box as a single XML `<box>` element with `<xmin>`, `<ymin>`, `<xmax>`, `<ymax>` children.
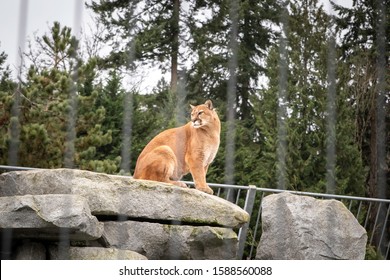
<box><xmin>0</xmin><ymin>0</ymin><xmax>89</xmax><ymax>71</ymax></box>
<box><xmin>0</xmin><ymin>0</ymin><xmax>352</xmax><ymax>90</ymax></box>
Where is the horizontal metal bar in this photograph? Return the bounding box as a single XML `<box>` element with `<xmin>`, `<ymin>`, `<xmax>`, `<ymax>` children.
<box><xmin>183</xmin><ymin>180</ymin><xmax>251</xmax><ymax>190</ymax></box>
<box><xmin>255</xmin><ymin>187</ymin><xmax>390</xmax><ymax>204</ymax></box>
<box><xmin>0</xmin><ymin>165</ymin><xmax>42</xmax><ymax>171</ymax></box>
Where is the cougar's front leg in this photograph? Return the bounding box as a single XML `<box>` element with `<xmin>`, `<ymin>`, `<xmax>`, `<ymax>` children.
<box><xmin>188</xmin><ymin>161</ymin><xmax>213</xmax><ymax>195</ymax></box>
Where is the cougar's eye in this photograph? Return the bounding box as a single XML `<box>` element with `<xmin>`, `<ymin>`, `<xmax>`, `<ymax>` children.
<box><xmin>198</xmin><ymin>110</ymin><xmax>204</xmax><ymax>116</ymax></box>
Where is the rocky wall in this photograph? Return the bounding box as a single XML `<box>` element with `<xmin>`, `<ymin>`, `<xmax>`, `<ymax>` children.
<box><xmin>0</xmin><ymin>169</ymin><xmax>249</xmax><ymax>260</ymax></box>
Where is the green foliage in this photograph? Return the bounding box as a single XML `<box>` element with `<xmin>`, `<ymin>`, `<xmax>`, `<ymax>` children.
<box><xmin>332</xmin><ymin>0</ymin><xmax>390</xmax><ymax>199</ymax></box>
<box><xmin>187</xmin><ymin>0</ymin><xmax>282</xmax><ymax>120</ymax></box>
<box><xmin>254</xmin><ymin>0</ymin><xmax>366</xmax><ymax>195</ymax></box>
<box><xmin>0</xmin><ymin>23</ymin><xmax>118</xmax><ymax>173</ymax></box>
<box><xmin>1</xmin><ymin>0</ymin><xmax>375</xmax><ymax>197</ymax></box>
<box><xmin>88</xmin><ymin>0</ymin><xmax>182</xmax><ymax>92</ymax></box>
<box><xmin>0</xmin><ymin>0</ymin><xmax>387</xmax><ymax>258</ymax></box>
<box><xmin>1</xmin><ymin>0</ymin><xmax>385</xmax><ymax>194</ymax></box>
<box><xmin>365</xmin><ymin>245</ymin><xmax>384</xmax><ymax>260</ymax></box>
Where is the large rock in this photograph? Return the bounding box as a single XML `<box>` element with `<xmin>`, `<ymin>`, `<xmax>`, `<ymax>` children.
<box><xmin>256</xmin><ymin>192</ymin><xmax>367</xmax><ymax>260</ymax></box>
<box><xmin>49</xmin><ymin>246</ymin><xmax>147</xmax><ymax>260</ymax></box>
<box><xmin>14</xmin><ymin>241</ymin><xmax>46</xmax><ymax>260</ymax></box>
<box><xmin>0</xmin><ymin>194</ymin><xmax>103</xmax><ymax>240</ymax></box>
<box><xmin>102</xmin><ymin>220</ymin><xmax>238</xmax><ymax>260</ymax></box>
<box><xmin>0</xmin><ymin>169</ymin><xmax>249</xmax><ymax>260</ymax></box>
<box><xmin>0</xmin><ymin>169</ymin><xmax>249</xmax><ymax>228</ymax></box>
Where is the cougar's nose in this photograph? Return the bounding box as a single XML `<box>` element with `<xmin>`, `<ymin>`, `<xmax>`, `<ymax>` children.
<box><xmin>192</xmin><ymin>118</ymin><xmax>202</xmax><ymax>127</ymax></box>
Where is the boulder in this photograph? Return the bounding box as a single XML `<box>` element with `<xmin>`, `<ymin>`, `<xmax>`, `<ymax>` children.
<box><xmin>256</xmin><ymin>192</ymin><xmax>367</xmax><ymax>260</ymax></box>
<box><xmin>0</xmin><ymin>169</ymin><xmax>249</xmax><ymax>228</ymax></box>
<box><xmin>102</xmin><ymin>220</ymin><xmax>238</xmax><ymax>260</ymax></box>
<box><xmin>0</xmin><ymin>194</ymin><xmax>103</xmax><ymax>240</ymax></box>
<box><xmin>14</xmin><ymin>241</ymin><xmax>46</xmax><ymax>260</ymax></box>
<box><xmin>49</xmin><ymin>246</ymin><xmax>147</xmax><ymax>260</ymax></box>
<box><xmin>0</xmin><ymin>169</ymin><xmax>250</xmax><ymax>260</ymax></box>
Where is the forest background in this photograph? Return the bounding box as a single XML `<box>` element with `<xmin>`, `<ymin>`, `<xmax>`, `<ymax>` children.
<box><xmin>0</xmin><ymin>0</ymin><xmax>389</xmax><ymax>259</ymax></box>
<box><xmin>0</xmin><ymin>0</ymin><xmax>388</xmax><ymax>201</ymax></box>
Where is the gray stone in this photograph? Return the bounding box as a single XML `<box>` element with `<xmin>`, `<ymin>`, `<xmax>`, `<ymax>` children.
<box><xmin>49</xmin><ymin>246</ymin><xmax>147</xmax><ymax>260</ymax></box>
<box><xmin>0</xmin><ymin>194</ymin><xmax>103</xmax><ymax>240</ymax></box>
<box><xmin>256</xmin><ymin>192</ymin><xmax>367</xmax><ymax>260</ymax></box>
<box><xmin>14</xmin><ymin>241</ymin><xmax>46</xmax><ymax>260</ymax></box>
<box><xmin>0</xmin><ymin>169</ymin><xmax>249</xmax><ymax>228</ymax></box>
<box><xmin>103</xmin><ymin>221</ymin><xmax>238</xmax><ymax>260</ymax></box>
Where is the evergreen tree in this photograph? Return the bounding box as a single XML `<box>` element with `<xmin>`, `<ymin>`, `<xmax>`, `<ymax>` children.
<box><xmin>332</xmin><ymin>0</ymin><xmax>390</xmax><ymax>199</ymax></box>
<box><xmin>75</xmin><ymin>59</ymin><xmax>118</xmax><ymax>173</ymax></box>
<box><xmin>88</xmin><ymin>0</ymin><xmax>186</xmax><ymax>94</ymax></box>
<box><xmin>0</xmin><ymin>48</ymin><xmax>14</xmax><ymax>91</ymax></box>
<box><xmin>256</xmin><ymin>0</ymin><xmax>365</xmax><ymax>195</ymax></box>
<box><xmin>187</xmin><ymin>0</ymin><xmax>281</xmax><ymax>120</ymax></box>
<box><xmin>332</xmin><ymin>0</ymin><xmax>390</xmax><ymax>256</ymax></box>
<box><xmin>26</xmin><ymin>22</ymin><xmax>79</xmax><ymax>73</ymax></box>
<box><xmin>0</xmin><ymin>23</ymin><xmax>118</xmax><ymax>173</ymax></box>
<box><xmin>94</xmin><ymin>70</ymin><xmax>125</xmax><ymax>165</ymax></box>
<box><xmin>0</xmin><ymin>48</ymin><xmax>17</xmax><ymax>165</ymax></box>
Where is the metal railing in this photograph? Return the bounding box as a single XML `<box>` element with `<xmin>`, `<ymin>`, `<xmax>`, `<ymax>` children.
<box><xmin>186</xmin><ymin>181</ymin><xmax>390</xmax><ymax>260</ymax></box>
<box><xmin>1</xmin><ymin>165</ymin><xmax>389</xmax><ymax>259</ymax></box>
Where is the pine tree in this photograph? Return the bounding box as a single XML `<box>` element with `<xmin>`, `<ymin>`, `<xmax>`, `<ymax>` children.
<box><xmin>1</xmin><ymin>22</ymin><xmax>118</xmax><ymax>173</ymax></box>
<box><xmin>88</xmin><ymin>0</ymin><xmax>187</xmax><ymax>94</ymax></box>
<box><xmin>0</xmin><ymin>48</ymin><xmax>17</xmax><ymax>165</ymax></box>
<box><xmin>75</xmin><ymin>59</ymin><xmax>118</xmax><ymax>173</ymax></box>
<box><xmin>187</xmin><ymin>0</ymin><xmax>281</xmax><ymax>120</ymax></box>
<box><xmin>94</xmin><ymin>70</ymin><xmax>125</xmax><ymax>165</ymax></box>
<box><xmin>256</xmin><ymin>0</ymin><xmax>365</xmax><ymax>194</ymax></box>
<box><xmin>332</xmin><ymin>0</ymin><xmax>390</xmax><ymax>256</ymax></box>
<box><xmin>332</xmin><ymin>0</ymin><xmax>390</xmax><ymax>199</ymax></box>
<box><xmin>0</xmin><ymin>48</ymin><xmax>13</xmax><ymax>90</ymax></box>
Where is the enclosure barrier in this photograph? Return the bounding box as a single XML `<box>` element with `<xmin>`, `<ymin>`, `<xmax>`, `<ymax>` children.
<box><xmin>187</xmin><ymin>180</ymin><xmax>390</xmax><ymax>260</ymax></box>
<box><xmin>1</xmin><ymin>165</ymin><xmax>389</xmax><ymax>259</ymax></box>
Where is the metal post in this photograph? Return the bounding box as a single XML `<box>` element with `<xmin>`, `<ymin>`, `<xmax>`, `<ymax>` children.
<box><xmin>237</xmin><ymin>185</ymin><xmax>257</xmax><ymax>259</ymax></box>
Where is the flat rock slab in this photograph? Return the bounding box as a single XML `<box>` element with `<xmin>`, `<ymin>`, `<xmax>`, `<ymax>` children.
<box><xmin>49</xmin><ymin>246</ymin><xmax>147</xmax><ymax>260</ymax></box>
<box><xmin>0</xmin><ymin>194</ymin><xmax>103</xmax><ymax>240</ymax></box>
<box><xmin>0</xmin><ymin>169</ymin><xmax>249</xmax><ymax>228</ymax></box>
<box><xmin>103</xmin><ymin>220</ymin><xmax>238</xmax><ymax>260</ymax></box>
<box><xmin>256</xmin><ymin>192</ymin><xmax>367</xmax><ymax>260</ymax></box>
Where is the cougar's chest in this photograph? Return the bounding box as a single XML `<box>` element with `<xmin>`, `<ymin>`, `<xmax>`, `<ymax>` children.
<box><xmin>192</xmin><ymin>136</ymin><xmax>219</xmax><ymax>167</ymax></box>
<box><xmin>188</xmin><ymin>124</ymin><xmax>220</xmax><ymax>167</ymax></box>
<box><xmin>203</xmin><ymin>142</ymin><xmax>219</xmax><ymax>166</ymax></box>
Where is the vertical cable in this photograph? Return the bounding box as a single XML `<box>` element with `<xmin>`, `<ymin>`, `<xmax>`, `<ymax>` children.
<box><xmin>170</xmin><ymin>12</ymin><xmax>186</xmax><ymax>259</ymax></box>
<box><xmin>63</xmin><ymin>0</ymin><xmax>84</xmax><ymax>168</ymax></box>
<box><xmin>120</xmin><ymin>2</ymin><xmax>140</xmax><ymax>174</ymax></box>
<box><xmin>118</xmin><ymin>1</ymin><xmax>139</xmax><ymax>258</ymax></box>
<box><xmin>175</xmin><ymin>70</ymin><xmax>187</xmax><ymax>126</ymax></box>
<box><xmin>120</xmin><ymin>89</ymin><xmax>133</xmax><ymax>174</ymax></box>
<box><xmin>59</xmin><ymin>0</ymin><xmax>84</xmax><ymax>259</ymax></box>
<box><xmin>2</xmin><ymin>0</ymin><xmax>28</xmax><ymax>260</ymax></box>
<box><xmin>224</xmin><ymin>0</ymin><xmax>239</xmax><ymax>187</ymax></box>
<box><xmin>276</xmin><ymin>2</ymin><xmax>289</xmax><ymax>191</ymax></box>
<box><xmin>120</xmin><ymin>50</ymin><xmax>134</xmax><ymax>174</ymax></box>
<box><xmin>375</xmin><ymin>0</ymin><xmax>387</xmax><ymax>256</ymax></box>
<box><xmin>8</xmin><ymin>0</ymin><xmax>28</xmax><ymax>166</ymax></box>
<box><xmin>326</xmin><ymin>33</ymin><xmax>336</xmax><ymax>195</ymax></box>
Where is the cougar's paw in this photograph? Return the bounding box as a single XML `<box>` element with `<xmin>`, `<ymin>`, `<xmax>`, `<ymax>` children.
<box><xmin>171</xmin><ymin>181</ymin><xmax>188</xmax><ymax>188</ymax></box>
<box><xmin>196</xmin><ymin>185</ymin><xmax>214</xmax><ymax>195</ymax></box>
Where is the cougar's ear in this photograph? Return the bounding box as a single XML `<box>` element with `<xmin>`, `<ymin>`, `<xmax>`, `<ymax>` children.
<box><xmin>205</xmin><ymin>100</ymin><xmax>213</xmax><ymax>110</ymax></box>
<box><xmin>190</xmin><ymin>104</ymin><xmax>195</xmax><ymax>110</ymax></box>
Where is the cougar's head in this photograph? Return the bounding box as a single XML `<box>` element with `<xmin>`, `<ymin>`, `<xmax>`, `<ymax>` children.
<box><xmin>190</xmin><ymin>100</ymin><xmax>219</xmax><ymax>129</ymax></box>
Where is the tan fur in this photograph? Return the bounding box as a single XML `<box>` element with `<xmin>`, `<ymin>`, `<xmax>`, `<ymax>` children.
<box><xmin>133</xmin><ymin>100</ymin><xmax>220</xmax><ymax>194</ymax></box>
